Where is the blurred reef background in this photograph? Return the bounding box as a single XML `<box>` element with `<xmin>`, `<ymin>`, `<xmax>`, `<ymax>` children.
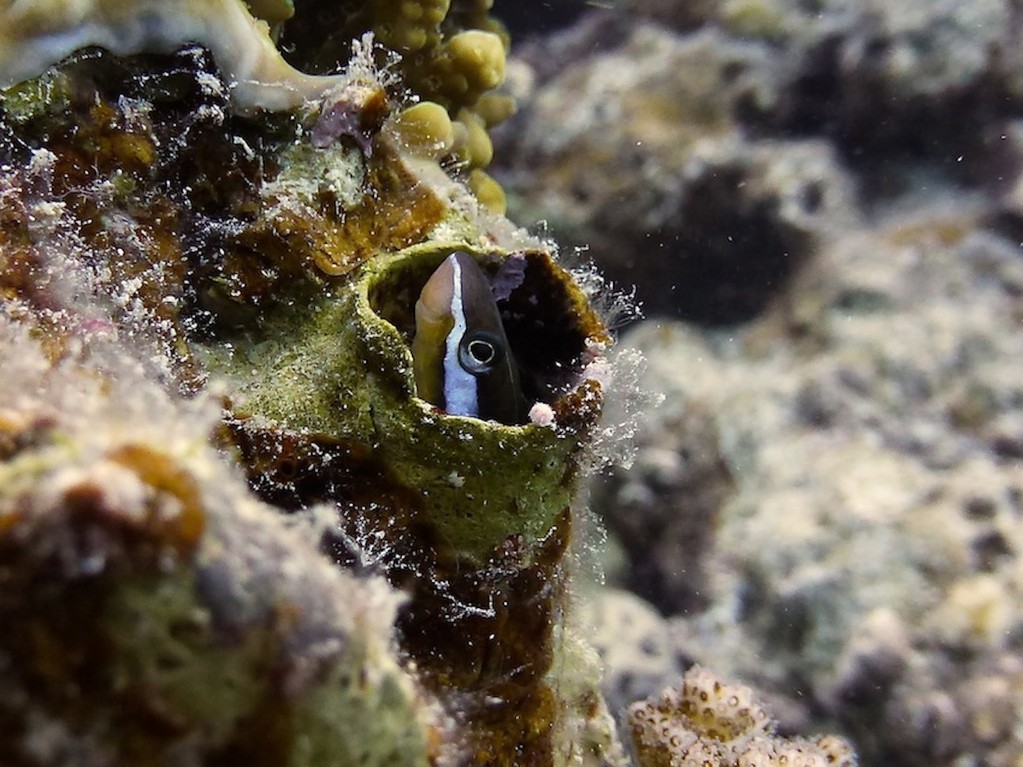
<box><xmin>489</xmin><ymin>1</ymin><xmax>1023</xmax><ymax>766</ymax></box>
<box><xmin>0</xmin><ymin>0</ymin><xmax>1020</xmax><ymax>766</ymax></box>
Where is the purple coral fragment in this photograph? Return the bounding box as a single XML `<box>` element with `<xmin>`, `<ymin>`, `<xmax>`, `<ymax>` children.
<box><xmin>491</xmin><ymin>252</ymin><xmax>527</xmax><ymax>301</ymax></box>
<box><xmin>311</xmin><ymin>100</ymin><xmax>374</xmax><ymax>155</ymax></box>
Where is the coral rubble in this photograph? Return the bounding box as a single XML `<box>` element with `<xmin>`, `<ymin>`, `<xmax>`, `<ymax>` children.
<box><xmin>584</xmin><ymin>198</ymin><xmax>1023</xmax><ymax>765</ymax></box>
<box><xmin>494</xmin><ymin>20</ymin><xmax>854</xmax><ymax>324</ymax></box>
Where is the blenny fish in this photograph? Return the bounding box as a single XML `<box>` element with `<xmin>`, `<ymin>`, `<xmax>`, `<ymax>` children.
<box><xmin>411</xmin><ymin>252</ymin><xmax>528</xmax><ymax>424</ymax></box>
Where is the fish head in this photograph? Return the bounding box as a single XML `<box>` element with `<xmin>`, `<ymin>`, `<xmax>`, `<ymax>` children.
<box><xmin>411</xmin><ymin>251</ymin><xmax>527</xmax><ymax>424</ymax></box>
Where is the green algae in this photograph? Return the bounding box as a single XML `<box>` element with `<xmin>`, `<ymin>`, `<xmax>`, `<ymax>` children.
<box><xmin>110</xmin><ymin>574</ymin><xmax>431</xmax><ymax>767</ymax></box>
<box><xmin>0</xmin><ymin>69</ymin><xmax>71</xmax><ymax>126</ymax></box>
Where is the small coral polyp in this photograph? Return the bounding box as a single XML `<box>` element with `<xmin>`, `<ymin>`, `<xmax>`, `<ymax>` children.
<box><xmin>629</xmin><ymin>666</ymin><xmax>858</xmax><ymax>767</ymax></box>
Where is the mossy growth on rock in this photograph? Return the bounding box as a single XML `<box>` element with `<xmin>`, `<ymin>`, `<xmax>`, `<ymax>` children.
<box><xmin>0</xmin><ymin>317</ymin><xmax>437</xmax><ymax>767</ymax></box>
<box><xmin>0</xmin><ymin>42</ymin><xmax>452</xmax><ymax>384</ymax></box>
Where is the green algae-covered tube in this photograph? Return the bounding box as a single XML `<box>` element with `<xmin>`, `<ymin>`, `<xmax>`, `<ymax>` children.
<box><xmin>226</xmin><ymin>241</ymin><xmax>609</xmax><ymax>566</ymax></box>
<box><xmin>219</xmin><ymin>241</ymin><xmax>612</xmax><ymax>765</ymax></box>
<box><xmin>351</xmin><ymin>243</ymin><xmax>609</xmax><ymax>562</ymax></box>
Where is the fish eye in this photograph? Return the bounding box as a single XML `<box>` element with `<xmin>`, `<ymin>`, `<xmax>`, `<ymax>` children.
<box><xmin>468</xmin><ymin>339</ymin><xmax>496</xmax><ymax>364</ymax></box>
<box><xmin>458</xmin><ymin>330</ymin><xmax>504</xmax><ymax>375</ymax></box>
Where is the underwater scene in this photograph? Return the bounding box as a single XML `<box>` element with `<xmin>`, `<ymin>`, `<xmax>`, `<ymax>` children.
<box><xmin>0</xmin><ymin>0</ymin><xmax>1018</xmax><ymax>766</ymax></box>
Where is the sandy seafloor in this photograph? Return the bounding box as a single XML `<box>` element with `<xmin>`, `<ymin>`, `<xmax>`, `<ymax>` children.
<box><xmin>490</xmin><ymin>2</ymin><xmax>1023</xmax><ymax>766</ymax></box>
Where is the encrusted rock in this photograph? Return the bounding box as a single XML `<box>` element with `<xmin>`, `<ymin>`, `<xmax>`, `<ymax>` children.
<box><xmin>628</xmin><ymin>666</ymin><xmax>856</xmax><ymax>767</ymax></box>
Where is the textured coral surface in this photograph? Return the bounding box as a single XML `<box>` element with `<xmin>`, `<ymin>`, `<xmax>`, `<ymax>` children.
<box><xmin>629</xmin><ymin>666</ymin><xmax>856</xmax><ymax>767</ymax></box>
<box><xmin>0</xmin><ymin>316</ymin><xmax>436</xmax><ymax>767</ymax></box>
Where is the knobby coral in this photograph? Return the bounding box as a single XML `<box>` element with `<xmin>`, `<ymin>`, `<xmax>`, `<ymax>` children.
<box><xmin>629</xmin><ymin>666</ymin><xmax>857</xmax><ymax>767</ymax></box>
